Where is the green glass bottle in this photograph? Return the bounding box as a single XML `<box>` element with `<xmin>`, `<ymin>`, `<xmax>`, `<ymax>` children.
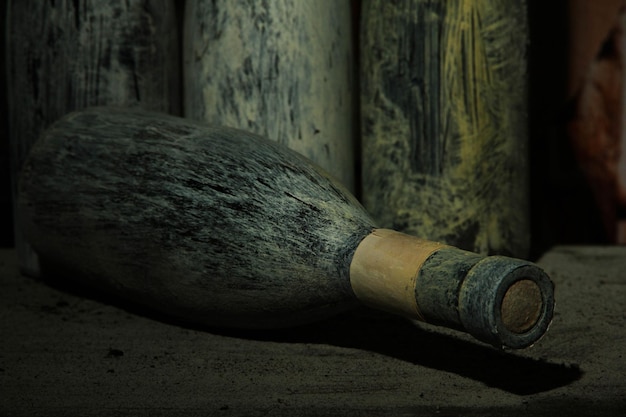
<box><xmin>18</xmin><ymin>107</ymin><xmax>553</xmax><ymax>349</ymax></box>
<box><xmin>184</xmin><ymin>0</ymin><xmax>355</xmax><ymax>192</ymax></box>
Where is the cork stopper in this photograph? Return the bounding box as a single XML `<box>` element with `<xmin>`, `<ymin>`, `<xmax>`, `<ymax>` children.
<box><xmin>501</xmin><ymin>279</ymin><xmax>543</xmax><ymax>334</ymax></box>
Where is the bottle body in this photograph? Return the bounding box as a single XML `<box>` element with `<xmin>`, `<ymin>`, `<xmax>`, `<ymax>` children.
<box><xmin>18</xmin><ymin>107</ymin><xmax>374</xmax><ymax>328</ymax></box>
<box><xmin>184</xmin><ymin>0</ymin><xmax>355</xmax><ymax>192</ymax></box>
<box><xmin>7</xmin><ymin>0</ymin><xmax>180</xmax><ymax>277</ymax></box>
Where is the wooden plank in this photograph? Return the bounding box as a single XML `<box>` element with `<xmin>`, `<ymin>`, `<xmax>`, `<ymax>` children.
<box><xmin>6</xmin><ymin>0</ymin><xmax>180</xmax><ymax>276</ymax></box>
<box><xmin>360</xmin><ymin>0</ymin><xmax>530</xmax><ymax>257</ymax></box>
<box><xmin>184</xmin><ymin>0</ymin><xmax>356</xmax><ymax>192</ymax></box>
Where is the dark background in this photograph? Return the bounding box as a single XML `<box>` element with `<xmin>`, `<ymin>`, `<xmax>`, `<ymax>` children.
<box><xmin>1</xmin><ymin>0</ymin><xmax>12</xmax><ymax>247</ymax></box>
<box><xmin>0</xmin><ymin>0</ymin><xmax>607</xmax><ymax>258</ymax></box>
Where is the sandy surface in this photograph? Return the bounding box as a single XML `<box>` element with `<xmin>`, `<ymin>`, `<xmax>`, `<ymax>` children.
<box><xmin>0</xmin><ymin>246</ymin><xmax>624</xmax><ymax>416</ymax></box>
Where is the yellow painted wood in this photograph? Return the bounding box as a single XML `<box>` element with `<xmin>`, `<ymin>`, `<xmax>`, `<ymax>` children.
<box><xmin>361</xmin><ymin>0</ymin><xmax>530</xmax><ymax>257</ymax></box>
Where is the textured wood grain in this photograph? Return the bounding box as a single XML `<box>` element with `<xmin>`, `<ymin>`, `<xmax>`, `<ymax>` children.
<box><xmin>6</xmin><ymin>0</ymin><xmax>180</xmax><ymax>276</ymax></box>
<box><xmin>360</xmin><ymin>0</ymin><xmax>530</xmax><ymax>257</ymax></box>
<box><xmin>18</xmin><ymin>107</ymin><xmax>375</xmax><ymax>328</ymax></box>
<box><xmin>184</xmin><ymin>0</ymin><xmax>355</xmax><ymax>192</ymax></box>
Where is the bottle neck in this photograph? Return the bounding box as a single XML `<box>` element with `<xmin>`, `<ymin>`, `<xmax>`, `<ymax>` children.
<box><xmin>349</xmin><ymin>228</ymin><xmax>449</xmax><ymax>321</ymax></box>
<box><xmin>349</xmin><ymin>228</ymin><xmax>554</xmax><ymax>349</ymax></box>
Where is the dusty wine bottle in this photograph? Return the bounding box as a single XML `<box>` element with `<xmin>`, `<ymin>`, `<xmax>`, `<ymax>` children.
<box><xmin>17</xmin><ymin>107</ymin><xmax>554</xmax><ymax>349</ymax></box>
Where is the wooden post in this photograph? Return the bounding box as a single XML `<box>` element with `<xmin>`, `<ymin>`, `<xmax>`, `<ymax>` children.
<box><xmin>360</xmin><ymin>0</ymin><xmax>530</xmax><ymax>257</ymax></box>
<box><xmin>184</xmin><ymin>0</ymin><xmax>356</xmax><ymax>192</ymax></box>
<box><xmin>6</xmin><ymin>0</ymin><xmax>180</xmax><ymax>276</ymax></box>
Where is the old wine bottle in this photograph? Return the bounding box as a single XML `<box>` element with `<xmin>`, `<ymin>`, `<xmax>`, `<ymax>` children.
<box><xmin>17</xmin><ymin>107</ymin><xmax>554</xmax><ymax>349</ymax></box>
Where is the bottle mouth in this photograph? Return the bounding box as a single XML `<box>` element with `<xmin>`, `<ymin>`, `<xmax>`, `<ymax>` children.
<box><xmin>458</xmin><ymin>256</ymin><xmax>555</xmax><ymax>349</ymax></box>
<box><xmin>500</xmin><ymin>279</ymin><xmax>543</xmax><ymax>334</ymax></box>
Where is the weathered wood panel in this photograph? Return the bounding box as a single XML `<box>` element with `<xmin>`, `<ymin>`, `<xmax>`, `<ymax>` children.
<box><xmin>184</xmin><ymin>0</ymin><xmax>355</xmax><ymax>192</ymax></box>
<box><xmin>6</xmin><ymin>0</ymin><xmax>180</xmax><ymax>276</ymax></box>
<box><xmin>18</xmin><ymin>107</ymin><xmax>375</xmax><ymax>328</ymax></box>
<box><xmin>360</xmin><ymin>0</ymin><xmax>530</xmax><ymax>257</ymax></box>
